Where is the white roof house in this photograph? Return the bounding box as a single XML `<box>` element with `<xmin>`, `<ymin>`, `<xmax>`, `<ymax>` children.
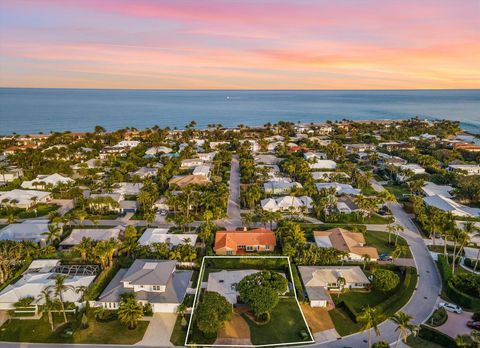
<box><xmin>0</xmin><ymin>189</ymin><xmax>51</xmax><ymax>209</ymax></box>
<box><xmin>267</xmin><ymin>141</ymin><xmax>284</xmax><ymax>152</ymax></box>
<box><xmin>21</xmin><ymin>173</ymin><xmax>74</xmax><ymax>189</ymax></box>
<box><xmin>0</xmin><ymin>221</ymin><xmax>52</xmax><ymax>245</ymax></box>
<box><xmin>206</xmin><ymin>270</ymin><xmax>263</xmax><ymax>305</ymax></box>
<box><xmin>197</xmin><ymin>152</ymin><xmax>217</xmax><ymax>161</ymax></box>
<box><xmin>424</xmin><ymin>195</ymin><xmax>480</xmax><ymax>217</ymax></box>
<box><xmin>309</xmin><ymin>160</ymin><xmax>337</xmax><ymax>170</ymax></box>
<box><xmin>138</xmin><ymin>228</ymin><xmax>197</xmax><ymax>248</ymax></box>
<box><xmin>131</xmin><ymin>167</ymin><xmax>157</xmax><ymax>179</ymax></box>
<box><xmin>261</xmin><ymin>196</ymin><xmax>313</xmax><ymax>212</ymax></box>
<box><xmin>0</xmin><ymin>260</ymin><xmax>96</xmax><ymax>310</ymax></box>
<box><xmin>312</xmin><ymin>172</ymin><xmax>349</xmax><ymax>181</ymax></box>
<box><xmin>60</xmin><ymin>227</ymin><xmax>123</xmax><ymax>248</ymax></box>
<box><xmin>254</xmin><ymin>154</ymin><xmax>282</xmax><ymax>165</ymax></box>
<box><xmin>114</xmin><ymin>140</ymin><xmax>140</xmax><ymax>148</ymax></box>
<box><xmin>112</xmin><ymin>182</ymin><xmax>144</xmax><ymax>196</ymax></box>
<box><xmin>304</xmin><ymin>152</ymin><xmax>327</xmax><ymax>161</ymax></box>
<box><xmin>422</xmin><ymin>182</ymin><xmax>453</xmax><ymax>198</ymax></box>
<box><xmin>145</xmin><ymin>146</ymin><xmax>172</xmax><ymax>155</ymax></box>
<box><xmin>181</xmin><ymin>158</ymin><xmax>204</xmax><ymax>169</ymax></box>
<box><xmin>264</xmin><ymin>181</ymin><xmax>302</xmax><ymax>195</ymax></box>
<box><xmin>447</xmin><ymin>164</ymin><xmax>480</xmax><ymax>176</ymax></box>
<box><xmin>192</xmin><ymin>164</ymin><xmax>211</xmax><ymax>177</ymax></box>
<box><xmin>316</xmin><ymin>183</ymin><xmax>361</xmax><ymax>196</ymax></box>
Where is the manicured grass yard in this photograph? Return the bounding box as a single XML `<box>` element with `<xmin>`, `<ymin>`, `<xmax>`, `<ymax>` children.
<box><xmin>384</xmin><ymin>183</ymin><xmax>410</xmax><ymax>199</ymax></box>
<box><xmin>170</xmin><ymin>314</ymin><xmax>190</xmax><ymax>346</ymax></box>
<box><xmin>0</xmin><ymin>204</ymin><xmax>59</xmax><ymax>219</ymax></box>
<box><xmin>243</xmin><ymin>298</ymin><xmax>312</xmax><ymax>345</ymax></box>
<box><xmin>364</xmin><ymin>230</ymin><xmax>412</xmax><ymax>258</ymax></box>
<box><xmin>406</xmin><ymin>335</ymin><xmax>444</xmax><ymax>348</ymax></box>
<box><xmin>0</xmin><ymin>312</ymin><xmax>148</xmax><ymax>344</ymax></box>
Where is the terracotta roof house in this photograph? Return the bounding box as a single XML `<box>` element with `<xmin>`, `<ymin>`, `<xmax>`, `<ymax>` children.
<box><xmin>314</xmin><ymin>228</ymin><xmax>379</xmax><ymax>261</ymax></box>
<box><xmin>168</xmin><ymin>174</ymin><xmax>210</xmax><ymax>188</ymax></box>
<box><xmin>214</xmin><ymin>228</ymin><xmax>276</xmax><ymax>255</ymax></box>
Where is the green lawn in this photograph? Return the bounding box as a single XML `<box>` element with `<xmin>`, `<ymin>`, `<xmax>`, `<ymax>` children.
<box><xmin>406</xmin><ymin>335</ymin><xmax>444</xmax><ymax>348</ymax></box>
<box><xmin>170</xmin><ymin>314</ymin><xmax>190</xmax><ymax>346</ymax></box>
<box><xmin>384</xmin><ymin>183</ymin><xmax>410</xmax><ymax>199</ymax></box>
<box><xmin>326</xmin><ymin>213</ymin><xmax>393</xmax><ymax>225</ymax></box>
<box><xmin>364</xmin><ymin>230</ymin><xmax>412</xmax><ymax>258</ymax></box>
<box><xmin>0</xmin><ymin>312</ymin><xmax>148</xmax><ymax>344</ymax></box>
<box><xmin>243</xmin><ymin>298</ymin><xmax>312</xmax><ymax>345</ymax></box>
<box><xmin>329</xmin><ymin>266</ymin><xmax>417</xmax><ymax>336</ymax></box>
<box><xmin>0</xmin><ymin>204</ymin><xmax>60</xmax><ymax>219</ymax></box>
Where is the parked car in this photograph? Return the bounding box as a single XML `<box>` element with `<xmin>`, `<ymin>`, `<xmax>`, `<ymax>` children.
<box><xmin>467</xmin><ymin>321</ymin><xmax>480</xmax><ymax>330</ymax></box>
<box><xmin>379</xmin><ymin>253</ymin><xmax>393</xmax><ymax>262</ymax></box>
<box><xmin>438</xmin><ymin>302</ymin><xmax>462</xmax><ymax>314</ymax></box>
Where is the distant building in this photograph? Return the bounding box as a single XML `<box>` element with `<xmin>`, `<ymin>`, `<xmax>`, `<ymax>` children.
<box><xmin>214</xmin><ymin>228</ymin><xmax>276</xmax><ymax>255</ymax></box>
<box><xmin>21</xmin><ymin>173</ymin><xmax>74</xmax><ymax>189</ymax></box>
<box><xmin>447</xmin><ymin>164</ymin><xmax>480</xmax><ymax>176</ymax></box>
<box><xmin>0</xmin><ymin>189</ymin><xmax>51</xmax><ymax>209</ymax></box>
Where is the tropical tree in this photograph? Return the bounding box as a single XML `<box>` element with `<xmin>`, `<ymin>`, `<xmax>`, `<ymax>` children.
<box><xmin>118</xmin><ymin>294</ymin><xmax>144</xmax><ymax>329</ymax></box>
<box><xmin>47</xmin><ymin>274</ymin><xmax>75</xmax><ymax>323</ymax></box>
<box><xmin>42</xmin><ymin>223</ymin><xmax>62</xmax><ymax>245</ymax></box>
<box><xmin>37</xmin><ymin>288</ymin><xmax>57</xmax><ymax>331</ymax></box>
<box><xmin>195</xmin><ymin>291</ymin><xmax>232</xmax><ymax>335</ymax></box>
<box><xmin>74</xmin><ymin>237</ymin><xmax>94</xmax><ymax>263</ymax></box>
<box><xmin>391</xmin><ymin>311</ymin><xmax>417</xmax><ymax>348</ymax></box>
<box><xmin>358</xmin><ymin>306</ymin><xmax>382</xmax><ymax>348</ymax></box>
<box><xmin>392</xmin><ymin>244</ymin><xmax>409</xmax><ymax>261</ymax></box>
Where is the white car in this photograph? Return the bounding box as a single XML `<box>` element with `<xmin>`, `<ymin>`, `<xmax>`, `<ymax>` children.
<box><xmin>438</xmin><ymin>302</ymin><xmax>462</xmax><ymax>314</ymax></box>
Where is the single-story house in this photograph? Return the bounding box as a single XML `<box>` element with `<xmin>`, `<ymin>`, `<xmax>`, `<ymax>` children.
<box><xmin>0</xmin><ymin>167</ymin><xmax>23</xmax><ymax>184</ymax></box>
<box><xmin>168</xmin><ymin>175</ymin><xmax>210</xmax><ymax>188</ymax></box>
<box><xmin>447</xmin><ymin>164</ymin><xmax>480</xmax><ymax>176</ymax></box>
<box><xmin>394</xmin><ymin>164</ymin><xmax>426</xmax><ymax>182</ymax></box>
<box><xmin>96</xmin><ymin>259</ymin><xmax>192</xmax><ymax>313</ymax></box>
<box><xmin>264</xmin><ymin>181</ymin><xmax>302</xmax><ymax>195</ymax></box>
<box><xmin>316</xmin><ymin>183</ymin><xmax>360</xmax><ymax>196</ymax></box>
<box><xmin>336</xmin><ymin>196</ymin><xmax>360</xmax><ymax>214</ymax></box>
<box><xmin>145</xmin><ymin>146</ymin><xmax>172</xmax><ymax>155</ymax></box>
<box><xmin>309</xmin><ymin>160</ymin><xmax>337</xmax><ymax>170</ymax></box>
<box><xmin>299</xmin><ymin>266</ymin><xmax>370</xmax><ymax>307</ymax></box>
<box><xmin>0</xmin><ymin>189</ymin><xmax>51</xmax><ymax>209</ymax></box>
<box><xmin>422</xmin><ymin>182</ymin><xmax>453</xmax><ymax>198</ymax></box>
<box><xmin>214</xmin><ymin>228</ymin><xmax>276</xmax><ymax>255</ymax></box>
<box><xmin>314</xmin><ymin>228</ymin><xmax>379</xmax><ymax>261</ymax></box>
<box><xmin>0</xmin><ymin>221</ymin><xmax>52</xmax><ymax>245</ymax></box>
<box><xmin>0</xmin><ymin>259</ymin><xmax>96</xmax><ymax>310</ymax></box>
<box><xmin>59</xmin><ymin>227</ymin><xmax>124</xmax><ymax>248</ymax></box>
<box><xmin>21</xmin><ymin>173</ymin><xmax>74</xmax><ymax>189</ymax></box>
<box><xmin>345</xmin><ymin>144</ymin><xmax>376</xmax><ymax>153</ymax></box>
<box><xmin>423</xmin><ymin>195</ymin><xmax>480</xmax><ymax>218</ymax></box>
<box><xmin>304</xmin><ymin>152</ymin><xmax>327</xmax><ymax>161</ymax></box>
<box><xmin>197</xmin><ymin>152</ymin><xmax>217</xmax><ymax>161</ymax></box>
<box><xmin>113</xmin><ymin>182</ymin><xmax>144</xmax><ymax>196</ymax></box>
<box><xmin>114</xmin><ymin>140</ymin><xmax>140</xmax><ymax>148</ymax></box>
<box><xmin>312</xmin><ymin>171</ymin><xmax>349</xmax><ymax>181</ymax></box>
<box><xmin>131</xmin><ymin>167</ymin><xmax>157</xmax><ymax>179</ymax></box>
<box><xmin>254</xmin><ymin>154</ymin><xmax>282</xmax><ymax>165</ymax></box>
<box><xmin>181</xmin><ymin>158</ymin><xmax>204</xmax><ymax>169</ymax></box>
<box><xmin>192</xmin><ymin>164</ymin><xmax>211</xmax><ymax>177</ymax></box>
<box><xmin>138</xmin><ymin>228</ymin><xmax>197</xmax><ymax>248</ymax></box>
<box><xmin>261</xmin><ymin>195</ymin><xmax>313</xmax><ymax>212</ymax></box>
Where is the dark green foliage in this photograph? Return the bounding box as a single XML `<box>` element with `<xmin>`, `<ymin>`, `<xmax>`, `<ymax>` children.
<box><xmin>372</xmin><ymin>269</ymin><xmax>400</xmax><ymax>293</ymax></box>
<box><xmin>195</xmin><ymin>291</ymin><xmax>232</xmax><ymax>336</ymax></box>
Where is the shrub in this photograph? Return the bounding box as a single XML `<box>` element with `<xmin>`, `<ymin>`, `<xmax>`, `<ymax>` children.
<box><xmin>450</xmin><ymin>273</ymin><xmax>480</xmax><ymax>298</ymax></box>
<box><xmin>372</xmin><ymin>269</ymin><xmax>400</xmax><ymax>293</ymax></box>
<box><xmin>417</xmin><ymin>325</ymin><xmax>456</xmax><ymax>348</ymax></box>
<box><xmin>372</xmin><ymin>341</ymin><xmax>390</xmax><ymax>348</ymax></box>
<box><xmin>472</xmin><ymin>312</ymin><xmax>480</xmax><ymax>321</ymax></box>
<box><xmin>143</xmin><ymin>303</ymin><xmax>153</xmax><ymax>316</ymax></box>
<box><xmin>429</xmin><ymin>307</ymin><xmax>447</xmax><ymax>327</ymax></box>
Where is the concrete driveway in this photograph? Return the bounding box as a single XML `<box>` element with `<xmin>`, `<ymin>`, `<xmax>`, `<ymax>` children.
<box><xmin>135</xmin><ymin>313</ymin><xmax>176</xmax><ymax>346</ymax></box>
<box><xmin>437</xmin><ymin>310</ymin><xmax>474</xmax><ymax>338</ymax></box>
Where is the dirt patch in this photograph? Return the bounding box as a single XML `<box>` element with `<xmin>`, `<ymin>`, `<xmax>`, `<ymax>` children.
<box><xmin>218</xmin><ymin>310</ymin><xmax>251</xmax><ymax>340</ymax></box>
<box><xmin>300</xmin><ymin>304</ymin><xmax>335</xmax><ymax>333</ymax></box>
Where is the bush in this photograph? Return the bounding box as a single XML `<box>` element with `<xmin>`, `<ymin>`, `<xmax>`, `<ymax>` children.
<box><xmin>372</xmin><ymin>269</ymin><xmax>400</xmax><ymax>293</ymax></box>
<box><xmin>472</xmin><ymin>312</ymin><xmax>480</xmax><ymax>321</ymax></box>
<box><xmin>417</xmin><ymin>325</ymin><xmax>456</xmax><ymax>348</ymax></box>
<box><xmin>429</xmin><ymin>307</ymin><xmax>448</xmax><ymax>327</ymax></box>
<box><xmin>372</xmin><ymin>341</ymin><xmax>390</xmax><ymax>348</ymax></box>
<box><xmin>143</xmin><ymin>303</ymin><xmax>153</xmax><ymax>316</ymax></box>
<box><xmin>94</xmin><ymin>308</ymin><xmax>118</xmax><ymax>322</ymax></box>
<box><xmin>450</xmin><ymin>273</ymin><xmax>480</xmax><ymax>298</ymax></box>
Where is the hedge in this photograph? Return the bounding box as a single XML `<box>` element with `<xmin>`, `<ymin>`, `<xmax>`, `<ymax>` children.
<box><xmin>85</xmin><ymin>262</ymin><xmax>121</xmax><ymax>301</ymax></box>
<box><xmin>338</xmin><ymin>300</ymin><xmax>360</xmax><ymax>323</ymax></box>
<box><xmin>417</xmin><ymin>325</ymin><xmax>456</xmax><ymax>348</ymax></box>
<box><xmin>290</xmin><ymin>264</ymin><xmax>305</xmax><ymax>301</ymax></box>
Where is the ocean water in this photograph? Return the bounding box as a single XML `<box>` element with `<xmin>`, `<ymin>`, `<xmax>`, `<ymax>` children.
<box><xmin>0</xmin><ymin>88</ymin><xmax>478</xmax><ymax>134</ymax></box>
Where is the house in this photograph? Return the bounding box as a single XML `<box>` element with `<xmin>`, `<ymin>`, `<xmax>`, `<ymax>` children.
<box><xmin>181</xmin><ymin>158</ymin><xmax>204</xmax><ymax>169</ymax></box>
<box><xmin>0</xmin><ymin>167</ymin><xmax>23</xmax><ymax>184</ymax></box>
<box><xmin>314</xmin><ymin>228</ymin><xmax>379</xmax><ymax>261</ymax></box>
<box><xmin>422</xmin><ymin>182</ymin><xmax>453</xmax><ymax>198</ymax></box>
<box><xmin>260</xmin><ymin>196</ymin><xmax>313</xmax><ymax>212</ymax></box>
<box><xmin>316</xmin><ymin>183</ymin><xmax>360</xmax><ymax>196</ymax></box>
<box><xmin>138</xmin><ymin>228</ymin><xmax>198</xmax><ymax>248</ymax></box>
<box><xmin>264</xmin><ymin>181</ymin><xmax>302</xmax><ymax>195</ymax></box>
<box><xmin>267</xmin><ymin>141</ymin><xmax>284</xmax><ymax>152</ymax></box>
<box><xmin>197</xmin><ymin>152</ymin><xmax>217</xmax><ymax>161</ymax></box>
<box><xmin>114</xmin><ymin>140</ymin><xmax>140</xmax><ymax>148</ymax></box>
<box><xmin>192</xmin><ymin>164</ymin><xmax>211</xmax><ymax>177</ymax></box>
<box><xmin>0</xmin><ymin>259</ymin><xmax>97</xmax><ymax>310</ymax></box>
<box><xmin>335</xmin><ymin>196</ymin><xmax>360</xmax><ymax>214</ymax></box>
<box><xmin>59</xmin><ymin>227</ymin><xmax>124</xmax><ymax>248</ymax></box>
<box><xmin>72</xmin><ymin>158</ymin><xmax>103</xmax><ymax>170</ymax></box>
<box><xmin>0</xmin><ymin>221</ymin><xmax>52</xmax><ymax>245</ymax></box>
<box><xmin>207</xmin><ymin>270</ymin><xmax>286</xmax><ymax>305</ymax></box>
<box><xmin>453</xmin><ymin>143</ymin><xmax>480</xmax><ymax>152</ymax></box>
<box><xmin>309</xmin><ymin>160</ymin><xmax>337</xmax><ymax>170</ymax></box>
<box><xmin>0</xmin><ymin>189</ymin><xmax>51</xmax><ymax>209</ymax></box>
<box><xmin>447</xmin><ymin>164</ymin><xmax>480</xmax><ymax>176</ymax></box>
<box><xmin>113</xmin><ymin>182</ymin><xmax>144</xmax><ymax>196</ymax></box>
<box><xmin>304</xmin><ymin>152</ymin><xmax>327</xmax><ymax>161</ymax></box>
<box><xmin>96</xmin><ymin>259</ymin><xmax>192</xmax><ymax>313</ymax></box>
<box><xmin>21</xmin><ymin>173</ymin><xmax>74</xmax><ymax>189</ymax></box>
<box><xmin>131</xmin><ymin>167</ymin><xmax>157</xmax><ymax>179</ymax></box>
<box><xmin>214</xmin><ymin>228</ymin><xmax>276</xmax><ymax>255</ymax></box>
<box><xmin>312</xmin><ymin>172</ymin><xmax>349</xmax><ymax>181</ymax></box>
<box><xmin>394</xmin><ymin>163</ymin><xmax>426</xmax><ymax>182</ymax></box>
<box><xmin>145</xmin><ymin>146</ymin><xmax>172</xmax><ymax>155</ymax></box>
<box><xmin>298</xmin><ymin>266</ymin><xmax>370</xmax><ymax>308</ymax></box>
<box><xmin>168</xmin><ymin>175</ymin><xmax>210</xmax><ymax>188</ymax></box>
<box><xmin>254</xmin><ymin>154</ymin><xmax>282</xmax><ymax>165</ymax></box>
<box><xmin>423</xmin><ymin>195</ymin><xmax>480</xmax><ymax>218</ymax></box>
<box><xmin>88</xmin><ymin>193</ymin><xmax>122</xmax><ymax>212</ymax></box>
<box><xmin>345</xmin><ymin>144</ymin><xmax>376</xmax><ymax>153</ymax></box>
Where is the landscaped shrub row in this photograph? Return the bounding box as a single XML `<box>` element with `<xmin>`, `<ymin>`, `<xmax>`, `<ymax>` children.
<box><xmin>85</xmin><ymin>262</ymin><xmax>121</xmax><ymax>301</ymax></box>
<box><xmin>204</xmin><ymin>257</ymin><xmax>288</xmax><ymax>271</ymax></box>
<box><xmin>417</xmin><ymin>325</ymin><xmax>456</xmax><ymax>348</ymax></box>
<box><xmin>290</xmin><ymin>265</ymin><xmax>305</xmax><ymax>301</ymax></box>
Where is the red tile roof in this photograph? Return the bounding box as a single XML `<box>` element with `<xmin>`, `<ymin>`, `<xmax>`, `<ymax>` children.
<box><xmin>214</xmin><ymin>228</ymin><xmax>276</xmax><ymax>251</ymax></box>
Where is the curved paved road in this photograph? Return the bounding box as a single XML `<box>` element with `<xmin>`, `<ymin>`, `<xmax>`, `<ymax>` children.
<box><xmin>306</xmin><ymin>202</ymin><xmax>442</xmax><ymax>348</ymax></box>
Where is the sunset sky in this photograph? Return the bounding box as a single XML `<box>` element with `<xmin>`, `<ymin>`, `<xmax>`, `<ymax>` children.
<box><xmin>0</xmin><ymin>0</ymin><xmax>479</xmax><ymax>89</ymax></box>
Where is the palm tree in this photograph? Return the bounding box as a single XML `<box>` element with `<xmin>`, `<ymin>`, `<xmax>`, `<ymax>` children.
<box><xmin>392</xmin><ymin>244</ymin><xmax>409</xmax><ymax>261</ymax></box>
<box><xmin>37</xmin><ymin>288</ymin><xmax>57</xmax><ymax>331</ymax></box>
<box><xmin>455</xmin><ymin>334</ymin><xmax>473</xmax><ymax>348</ymax></box>
<box><xmin>74</xmin><ymin>237</ymin><xmax>94</xmax><ymax>263</ymax></box>
<box><xmin>47</xmin><ymin>274</ymin><xmax>75</xmax><ymax>323</ymax></box>
<box><xmin>391</xmin><ymin>311</ymin><xmax>417</xmax><ymax>348</ymax></box>
<box><xmin>42</xmin><ymin>223</ymin><xmax>62</xmax><ymax>245</ymax></box>
<box><xmin>336</xmin><ymin>276</ymin><xmax>346</xmax><ymax>299</ymax></box>
<box><xmin>118</xmin><ymin>296</ymin><xmax>143</xmax><ymax>329</ymax></box>
<box><xmin>358</xmin><ymin>306</ymin><xmax>381</xmax><ymax>348</ymax></box>
<box><xmin>362</xmin><ymin>254</ymin><xmax>371</xmax><ymax>270</ymax></box>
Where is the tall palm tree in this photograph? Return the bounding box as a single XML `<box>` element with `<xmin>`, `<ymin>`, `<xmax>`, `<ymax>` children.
<box><xmin>42</xmin><ymin>223</ymin><xmax>62</xmax><ymax>245</ymax></box>
<box><xmin>392</xmin><ymin>245</ymin><xmax>409</xmax><ymax>261</ymax></box>
<box><xmin>455</xmin><ymin>334</ymin><xmax>473</xmax><ymax>348</ymax></box>
<box><xmin>74</xmin><ymin>237</ymin><xmax>94</xmax><ymax>263</ymax></box>
<box><xmin>47</xmin><ymin>274</ymin><xmax>75</xmax><ymax>323</ymax></box>
<box><xmin>37</xmin><ymin>288</ymin><xmax>57</xmax><ymax>332</ymax></box>
<box><xmin>358</xmin><ymin>306</ymin><xmax>381</xmax><ymax>348</ymax></box>
<box><xmin>391</xmin><ymin>311</ymin><xmax>417</xmax><ymax>348</ymax></box>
